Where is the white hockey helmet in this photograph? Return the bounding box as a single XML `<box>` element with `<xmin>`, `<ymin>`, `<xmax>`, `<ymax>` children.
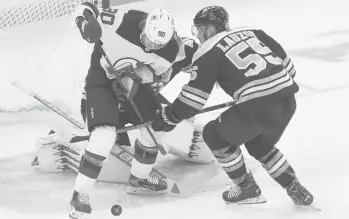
<box><xmin>141</xmin><ymin>8</ymin><xmax>175</xmax><ymax>50</ymax></box>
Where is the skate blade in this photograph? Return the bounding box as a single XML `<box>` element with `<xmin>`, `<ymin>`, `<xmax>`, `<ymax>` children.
<box><xmin>126</xmin><ymin>186</ymin><xmax>167</xmax><ymax>195</ymax></box>
<box><xmin>294</xmin><ymin>204</ymin><xmax>321</xmax><ymax>212</ymax></box>
<box><xmin>169</xmin><ymin>161</ymin><xmax>218</xmax><ymax>196</ymax></box>
<box><xmin>226</xmin><ymin>195</ymin><xmax>267</xmax><ymax>205</ymax></box>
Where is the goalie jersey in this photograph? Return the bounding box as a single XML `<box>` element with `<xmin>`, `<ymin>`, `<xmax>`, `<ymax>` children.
<box><xmin>171</xmin><ymin>27</ymin><xmax>299</xmax><ymax>120</ymax></box>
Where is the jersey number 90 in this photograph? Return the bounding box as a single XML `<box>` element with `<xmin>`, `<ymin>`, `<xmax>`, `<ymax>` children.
<box><xmin>225</xmin><ymin>37</ymin><xmax>282</xmax><ymax>77</ymax></box>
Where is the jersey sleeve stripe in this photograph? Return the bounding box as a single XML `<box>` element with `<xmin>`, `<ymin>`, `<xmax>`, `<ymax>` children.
<box><xmin>181</xmin><ymin>90</ymin><xmax>207</xmax><ymax>105</ymax></box>
<box><xmin>240</xmin><ymin>71</ymin><xmax>291</xmax><ymax>97</ymax></box>
<box><xmin>236</xmin><ymin>76</ymin><xmax>294</xmax><ymax>104</ymax></box>
<box><xmin>183</xmin><ymin>85</ymin><xmax>210</xmax><ymax>99</ymax></box>
<box><xmin>234</xmin><ymin>69</ymin><xmax>286</xmax><ymax>99</ymax></box>
<box><xmin>282</xmin><ymin>57</ymin><xmax>290</xmax><ymax>66</ymax></box>
<box><xmin>285</xmin><ymin>60</ymin><xmax>293</xmax><ymax>72</ymax></box>
<box><xmin>289</xmin><ymin>67</ymin><xmax>296</xmax><ymax>78</ymax></box>
<box><xmin>178</xmin><ymin>94</ymin><xmax>205</xmax><ymax>110</ymax></box>
<box><xmin>282</xmin><ymin>56</ymin><xmax>296</xmax><ymax>78</ymax></box>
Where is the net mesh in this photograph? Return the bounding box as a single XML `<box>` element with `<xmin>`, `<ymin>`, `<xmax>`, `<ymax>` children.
<box><xmin>0</xmin><ymin>0</ymin><xmax>103</xmax><ymax>117</ymax></box>
<box><xmin>0</xmin><ymin>0</ymin><xmax>102</xmax><ymax>29</ymax></box>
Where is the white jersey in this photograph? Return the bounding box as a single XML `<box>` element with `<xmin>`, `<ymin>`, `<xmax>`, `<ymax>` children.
<box><xmin>94</xmin><ymin>7</ymin><xmax>180</xmax><ymax>80</ymax></box>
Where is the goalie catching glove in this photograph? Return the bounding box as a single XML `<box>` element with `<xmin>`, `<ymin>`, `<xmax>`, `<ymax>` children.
<box><xmin>151</xmin><ymin>106</ymin><xmax>182</xmax><ymax>132</ymax></box>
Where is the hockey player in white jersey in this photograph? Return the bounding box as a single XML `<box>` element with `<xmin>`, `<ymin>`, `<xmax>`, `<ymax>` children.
<box><xmin>32</xmin><ymin>35</ymin><xmax>212</xmax><ymax>180</ymax></box>
<box><xmin>68</xmin><ymin>3</ymin><xmax>207</xmax><ymax>219</ymax></box>
<box><xmin>31</xmin><ymin>38</ymin><xmax>210</xmax><ymax>181</ymax></box>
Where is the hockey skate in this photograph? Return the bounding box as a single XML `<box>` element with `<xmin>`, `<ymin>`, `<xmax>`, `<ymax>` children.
<box><xmin>69</xmin><ymin>191</ymin><xmax>92</xmax><ymax>219</ymax></box>
<box><xmin>127</xmin><ymin>174</ymin><xmax>167</xmax><ymax>195</ymax></box>
<box><xmin>223</xmin><ymin>172</ymin><xmax>267</xmax><ymax>204</ymax></box>
<box><xmin>286</xmin><ymin>179</ymin><xmax>313</xmax><ymax>206</ymax></box>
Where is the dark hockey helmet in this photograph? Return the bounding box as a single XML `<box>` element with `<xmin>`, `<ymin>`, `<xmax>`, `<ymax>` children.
<box><xmin>193</xmin><ymin>5</ymin><xmax>229</xmax><ymax>32</ymax></box>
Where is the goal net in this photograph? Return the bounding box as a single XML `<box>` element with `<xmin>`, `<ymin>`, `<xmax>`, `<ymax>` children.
<box><xmin>0</xmin><ymin>0</ymin><xmax>106</xmax><ymax>122</ymax></box>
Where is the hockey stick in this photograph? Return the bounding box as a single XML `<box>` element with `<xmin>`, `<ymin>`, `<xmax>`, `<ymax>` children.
<box><xmin>115</xmin><ymin>100</ymin><xmax>236</xmax><ymax>134</ymax></box>
<box><xmin>11</xmin><ymin>80</ymin><xmax>85</xmax><ymax>129</ymax></box>
<box><xmin>98</xmin><ymin>42</ymin><xmax>167</xmax><ymax>156</ymax></box>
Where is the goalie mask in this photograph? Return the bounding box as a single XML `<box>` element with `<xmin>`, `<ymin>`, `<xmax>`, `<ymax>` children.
<box><xmin>141</xmin><ymin>8</ymin><xmax>175</xmax><ymax>51</ymax></box>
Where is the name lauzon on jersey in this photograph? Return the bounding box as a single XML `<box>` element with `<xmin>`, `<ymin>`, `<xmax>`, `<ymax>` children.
<box><xmin>180</xmin><ymin>28</ymin><xmax>296</xmax><ymax>113</ymax></box>
<box><xmin>216</xmin><ymin>30</ymin><xmax>256</xmax><ymax>52</ymax></box>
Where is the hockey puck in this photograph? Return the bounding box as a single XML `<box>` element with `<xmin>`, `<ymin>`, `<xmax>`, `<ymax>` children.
<box><xmin>111</xmin><ymin>205</ymin><xmax>122</xmax><ymax>216</ymax></box>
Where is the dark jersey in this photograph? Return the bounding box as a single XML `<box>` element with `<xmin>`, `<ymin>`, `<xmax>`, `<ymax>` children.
<box><xmin>171</xmin><ymin>27</ymin><xmax>299</xmax><ymax>120</ymax></box>
<box><xmin>171</xmin><ymin>37</ymin><xmax>200</xmax><ymax>79</ymax></box>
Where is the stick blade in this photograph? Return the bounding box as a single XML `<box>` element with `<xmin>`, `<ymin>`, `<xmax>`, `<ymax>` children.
<box><xmin>168</xmin><ymin>161</ymin><xmax>218</xmax><ymax>196</ymax></box>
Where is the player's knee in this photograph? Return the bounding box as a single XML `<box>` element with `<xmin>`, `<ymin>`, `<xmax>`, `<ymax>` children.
<box><xmin>130</xmin><ymin>139</ymin><xmax>158</xmax><ymax>179</ymax></box>
<box><xmin>79</xmin><ymin>150</ymin><xmax>105</xmax><ymax>179</ymax></box>
<box><xmin>134</xmin><ymin>139</ymin><xmax>158</xmax><ymax>165</ymax></box>
<box><xmin>86</xmin><ymin>125</ymin><xmax>117</xmax><ymax>159</ymax></box>
<box><xmin>245</xmin><ymin>142</ymin><xmax>275</xmax><ymax>161</ymax></box>
<box><xmin>202</xmin><ymin>120</ymin><xmax>231</xmax><ymax>152</ymax></box>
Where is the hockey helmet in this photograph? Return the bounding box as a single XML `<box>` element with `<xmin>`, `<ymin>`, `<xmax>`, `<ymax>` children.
<box><xmin>141</xmin><ymin>8</ymin><xmax>175</xmax><ymax>50</ymax></box>
<box><xmin>192</xmin><ymin>5</ymin><xmax>229</xmax><ymax>34</ymax></box>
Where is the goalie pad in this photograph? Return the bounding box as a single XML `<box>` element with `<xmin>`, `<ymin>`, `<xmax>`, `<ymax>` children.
<box><xmin>34</xmin><ymin>120</ymin><xmax>213</xmax><ymax>182</ymax></box>
<box><xmin>34</xmin><ymin>130</ymin><xmax>133</xmax><ymax>183</ymax></box>
<box><xmin>165</xmin><ymin>120</ymin><xmax>214</xmax><ymax>164</ymax></box>
<box><xmin>34</xmin><ymin>131</ymin><xmax>83</xmax><ymax>173</ymax></box>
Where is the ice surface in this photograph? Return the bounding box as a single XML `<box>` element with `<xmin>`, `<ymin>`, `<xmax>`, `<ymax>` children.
<box><xmin>1</xmin><ymin>0</ymin><xmax>349</xmax><ymax>218</ymax></box>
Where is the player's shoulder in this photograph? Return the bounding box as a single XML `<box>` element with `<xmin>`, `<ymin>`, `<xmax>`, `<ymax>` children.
<box><xmin>122</xmin><ymin>9</ymin><xmax>148</xmax><ymax>22</ymax></box>
<box><xmin>153</xmin><ymin>37</ymin><xmax>180</xmax><ymax>63</ymax></box>
<box><xmin>192</xmin><ymin>26</ymin><xmax>262</xmax><ymax>63</ymax></box>
<box><xmin>116</xmin><ymin>8</ymin><xmax>147</xmax><ymax>29</ymax></box>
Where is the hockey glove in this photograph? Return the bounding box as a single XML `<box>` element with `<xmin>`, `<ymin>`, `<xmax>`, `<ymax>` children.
<box><xmin>108</xmin><ymin>65</ymin><xmax>142</xmax><ymax>102</ymax></box>
<box><xmin>75</xmin><ymin>3</ymin><xmax>101</xmax><ymax>43</ymax></box>
<box><xmin>151</xmin><ymin>106</ymin><xmax>182</xmax><ymax>132</ymax></box>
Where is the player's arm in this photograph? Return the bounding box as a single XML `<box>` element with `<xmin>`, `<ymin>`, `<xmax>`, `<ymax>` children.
<box><xmin>254</xmin><ymin>29</ymin><xmax>296</xmax><ymax>78</ymax></box>
<box><xmin>151</xmin><ymin>50</ymin><xmax>219</xmax><ymax>133</ymax></box>
<box><xmin>171</xmin><ymin>38</ymin><xmax>200</xmax><ymax>79</ymax></box>
<box><xmin>171</xmin><ymin>55</ymin><xmax>218</xmax><ymax>120</ymax></box>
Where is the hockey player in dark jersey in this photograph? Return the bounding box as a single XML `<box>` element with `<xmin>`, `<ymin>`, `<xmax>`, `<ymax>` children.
<box><xmin>152</xmin><ymin>5</ymin><xmax>314</xmax><ymax>206</ymax></box>
<box><xmin>69</xmin><ymin>3</ymin><xmax>199</xmax><ymax>219</ymax></box>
